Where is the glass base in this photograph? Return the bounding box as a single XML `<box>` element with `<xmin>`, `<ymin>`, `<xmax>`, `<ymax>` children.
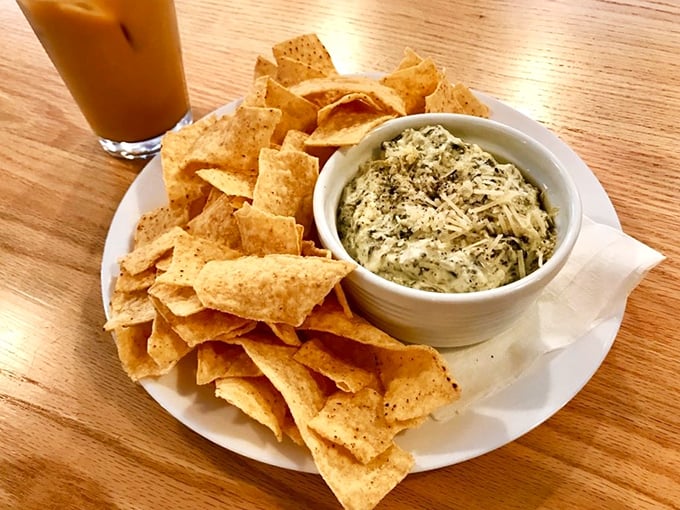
<box><xmin>98</xmin><ymin>109</ymin><xmax>193</xmax><ymax>160</ymax></box>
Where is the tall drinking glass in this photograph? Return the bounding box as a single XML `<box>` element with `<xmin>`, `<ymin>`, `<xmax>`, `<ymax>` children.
<box><xmin>17</xmin><ymin>0</ymin><xmax>192</xmax><ymax>159</ymax></box>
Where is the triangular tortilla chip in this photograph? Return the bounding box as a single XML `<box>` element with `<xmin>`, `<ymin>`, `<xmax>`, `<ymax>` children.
<box><xmin>161</xmin><ymin>115</ymin><xmax>218</xmax><ymax>214</ymax></box>
<box><xmin>265</xmin><ymin>322</ymin><xmax>302</xmax><ymax>346</ymax></box>
<box><xmin>185</xmin><ymin>194</ymin><xmax>243</xmax><ymax>250</ymax></box>
<box><xmin>272</xmin><ymin>33</ymin><xmax>337</xmax><ymax>76</ymax></box>
<box><xmin>215</xmin><ymin>376</ymin><xmax>287</xmax><ymax>442</ymax></box>
<box><xmin>376</xmin><ymin>345</ymin><xmax>461</xmax><ymax>423</ymax></box>
<box><xmin>395</xmin><ymin>47</ymin><xmax>423</xmax><ymax>70</ymax></box>
<box><xmin>193</xmin><ymin>255</ymin><xmax>355</xmax><ymax>326</ymax></box>
<box><xmin>155</xmin><ymin>233</ymin><xmax>239</xmax><ymax>287</ymax></box>
<box><xmin>293</xmin><ymin>337</ymin><xmax>379</xmax><ymax>392</ymax></box>
<box><xmin>306</xmin><ymin>98</ymin><xmax>395</xmax><ymax>148</ymax></box>
<box><xmin>114</xmin><ymin>267</ymin><xmax>157</xmax><ymax>293</ymax></box>
<box><xmin>234</xmin><ymin>203</ymin><xmax>301</xmax><ymax>256</ymax></box>
<box><xmin>380</xmin><ymin>57</ymin><xmax>441</xmax><ymax>114</ymax></box>
<box><xmin>196</xmin><ymin>168</ymin><xmax>257</xmax><ymax>200</ymax></box>
<box><xmin>118</xmin><ymin>226</ymin><xmax>188</xmax><ymax>276</ymax></box>
<box><xmin>298</xmin><ymin>297</ymin><xmax>404</xmax><ymax>349</ymax></box>
<box><xmin>243</xmin><ymin>76</ymin><xmax>268</xmax><ymax>107</ymax></box>
<box><xmin>425</xmin><ymin>76</ymin><xmax>466</xmax><ymax>114</ymax></box>
<box><xmin>112</xmin><ymin>322</ymin><xmax>162</xmax><ymax>381</ymax></box>
<box><xmin>184</xmin><ymin>106</ymin><xmax>282</xmax><ymax>175</ymax></box>
<box><xmin>147</xmin><ymin>311</ymin><xmax>192</xmax><ymax>371</ymax></box>
<box><xmin>281</xmin><ymin>129</ymin><xmax>310</xmax><ymax>152</ymax></box>
<box><xmin>252</xmin><ymin>147</ymin><xmax>319</xmax><ymax>234</ymax></box>
<box><xmin>134</xmin><ymin>205</ymin><xmax>189</xmax><ymax>249</ymax></box>
<box><xmin>253</xmin><ymin>54</ymin><xmax>278</xmax><ymax>81</ymax></box>
<box><xmin>196</xmin><ymin>341</ymin><xmax>262</xmax><ymax>384</ymax></box>
<box><xmin>150</xmin><ymin>295</ymin><xmax>256</xmax><ymax>347</ymax></box>
<box><xmin>104</xmin><ymin>289</ymin><xmax>156</xmax><ymax>331</ymax></box>
<box><xmin>147</xmin><ymin>281</ymin><xmax>205</xmax><ymax>317</ymax></box>
<box><xmin>309</xmin><ymin>388</ymin><xmax>424</xmax><ymax>464</ymax></box>
<box><xmin>451</xmin><ymin>82</ymin><xmax>490</xmax><ymax>118</ymax></box>
<box><xmin>258</xmin><ymin>77</ymin><xmax>318</xmax><ymax>144</ymax></box>
<box><xmin>276</xmin><ymin>56</ymin><xmax>330</xmax><ymax>87</ymax></box>
<box><xmin>315</xmin><ymin>92</ymin><xmax>383</xmax><ymax>125</ymax></box>
<box><xmin>289</xmin><ymin>76</ymin><xmax>406</xmax><ymax>115</ymax></box>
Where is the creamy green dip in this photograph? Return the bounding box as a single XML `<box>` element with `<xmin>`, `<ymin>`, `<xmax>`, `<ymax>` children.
<box><xmin>337</xmin><ymin>124</ymin><xmax>556</xmax><ymax>293</ymax></box>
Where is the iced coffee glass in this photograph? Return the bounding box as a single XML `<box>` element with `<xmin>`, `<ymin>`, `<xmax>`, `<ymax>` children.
<box><xmin>17</xmin><ymin>0</ymin><xmax>192</xmax><ymax>159</ymax></box>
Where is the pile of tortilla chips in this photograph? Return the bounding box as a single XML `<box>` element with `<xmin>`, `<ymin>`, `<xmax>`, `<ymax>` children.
<box><xmin>104</xmin><ymin>33</ymin><xmax>490</xmax><ymax>510</ymax></box>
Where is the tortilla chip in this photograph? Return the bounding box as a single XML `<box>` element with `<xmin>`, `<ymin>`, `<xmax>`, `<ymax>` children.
<box><xmin>451</xmin><ymin>82</ymin><xmax>490</xmax><ymax>118</ymax></box>
<box><xmin>265</xmin><ymin>322</ymin><xmax>302</xmax><ymax>346</ymax></box>
<box><xmin>316</xmin><ymin>92</ymin><xmax>382</xmax><ymax>125</ymax></box>
<box><xmin>161</xmin><ymin>115</ymin><xmax>218</xmax><ymax>214</ymax></box>
<box><xmin>272</xmin><ymin>33</ymin><xmax>337</xmax><ymax>77</ymax></box>
<box><xmin>112</xmin><ymin>322</ymin><xmax>161</xmax><ymax>381</ymax></box>
<box><xmin>299</xmin><ymin>297</ymin><xmax>403</xmax><ymax>349</ymax></box>
<box><xmin>147</xmin><ymin>281</ymin><xmax>205</xmax><ymax>317</ymax></box>
<box><xmin>283</xmin><ymin>413</ymin><xmax>305</xmax><ymax>447</ymax></box>
<box><xmin>114</xmin><ymin>267</ymin><xmax>157</xmax><ymax>293</ymax></box>
<box><xmin>185</xmin><ymin>194</ymin><xmax>242</xmax><ymax>250</ymax></box>
<box><xmin>275</xmin><ymin>56</ymin><xmax>329</xmax><ymax>87</ymax></box>
<box><xmin>299</xmin><ymin>297</ymin><xmax>460</xmax><ymax>421</ymax></box>
<box><xmin>281</xmin><ymin>130</ymin><xmax>310</xmax><ymax>152</ymax></box>
<box><xmin>293</xmin><ymin>337</ymin><xmax>378</xmax><ymax>392</ymax></box>
<box><xmin>215</xmin><ymin>376</ymin><xmax>287</xmax><ymax>442</ymax></box>
<box><xmin>201</xmin><ymin>186</ymin><xmax>225</xmax><ymax>209</ymax></box>
<box><xmin>253</xmin><ymin>54</ymin><xmax>278</xmax><ymax>81</ymax></box>
<box><xmin>184</xmin><ymin>106</ymin><xmax>282</xmax><ymax>175</ymax></box>
<box><xmin>376</xmin><ymin>345</ymin><xmax>460</xmax><ymax>423</ymax></box>
<box><xmin>155</xmin><ymin>254</ymin><xmax>173</xmax><ymax>272</ymax></box>
<box><xmin>243</xmin><ymin>76</ymin><xmax>268</xmax><ymax>108</ymax></box>
<box><xmin>289</xmin><ymin>76</ymin><xmax>406</xmax><ymax>115</ymax></box>
<box><xmin>312</xmin><ymin>435</ymin><xmax>414</xmax><ymax>510</ymax></box>
<box><xmin>180</xmin><ymin>115</ymin><xmax>234</xmax><ymax>170</ymax></box>
<box><xmin>147</xmin><ymin>311</ymin><xmax>191</xmax><ymax>372</ymax></box>
<box><xmin>150</xmin><ymin>295</ymin><xmax>255</xmax><ymax>347</ymax></box>
<box><xmin>196</xmin><ymin>168</ymin><xmax>257</xmax><ymax>200</ymax></box>
<box><xmin>104</xmin><ymin>289</ymin><xmax>156</xmax><ymax>331</ymax></box>
<box><xmin>301</xmin><ymin>240</ymin><xmax>331</xmax><ymax>258</ymax></box>
<box><xmin>155</xmin><ymin>234</ymin><xmax>239</xmax><ymax>287</ymax></box>
<box><xmin>227</xmin><ymin>105</ymin><xmax>283</xmax><ymax>172</ymax></box>
<box><xmin>238</xmin><ymin>336</ymin><xmax>326</xmax><ymax>418</ymax></box>
<box><xmin>306</xmin><ymin>107</ymin><xmax>395</xmax><ymax>147</ymax></box>
<box><xmin>424</xmin><ymin>76</ymin><xmax>466</xmax><ymax>114</ymax></box>
<box><xmin>380</xmin><ymin>57</ymin><xmax>441</xmax><ymax>114</ymax></box>
<box><xmin>196</xmin><ymin>341</ymin><xmax>262</xmax><ymax>384</ymax></box>
<box><xmin>251</xmin><ymin>152</ymin><xmax>298</xmax><ymax>217</ymax></box>
<box><xmin>257</xmin><ymin>77</ymin><xmax>318</xmax><ymax>144</ymax></box>
<box><xmin>118</xmin><ymin>226</ymin><xmax>187</xmax><ymax>276</ymax></box>
<box><xmin>234</xmin><ymin>203</ymin><xmax>301</xmax><ymax>256</ymax></box>
<box><xmin>194</xmin><ymin>255</ymin><xmax>355</xmax><ymax>326</ymax></box>
<box><xmin>252</xmin><ymin>147</ymin><xmax>319</xmax><ymax>234</ymax></box>
<box><xmin>309</xmin><ymin>388</ymin><xmax>423</xmax><ymax>464</ymax></box>
<box><xmin>333</xmin><ymin>283</ymin><xmax>353</xmax><ymax>318</ymax></box>
<box><xmin>134</xmin><ymin>205</ymin><xmax>189</xmax><ymax>249</ymax></box>
<box><xmin>395</xmin><ymin>47</ymin><xmax>423</xmax><ymax>70</ymax></box>
<box><xmin>296</xmin><ymin>223</ymin><xmax>306</xmax><ymax>246</ymax></box>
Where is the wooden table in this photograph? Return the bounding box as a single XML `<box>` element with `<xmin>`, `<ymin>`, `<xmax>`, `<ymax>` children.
<box><xmin>1</xmin><ymin>1</ymin><xmax>678</xmax><ymax>508</ymax></box>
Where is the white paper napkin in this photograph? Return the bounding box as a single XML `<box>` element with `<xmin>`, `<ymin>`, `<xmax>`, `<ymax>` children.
<box><xmin>432</xmin><ymin>216</ymin><xmax>665</xmax><ymax>421</ymax></box>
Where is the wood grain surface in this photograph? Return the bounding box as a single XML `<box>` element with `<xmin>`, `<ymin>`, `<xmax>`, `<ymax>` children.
<box><xmin>1</xmin><ymin>0</ymin><xmax>678</xmax><ymax>509</ymax></box>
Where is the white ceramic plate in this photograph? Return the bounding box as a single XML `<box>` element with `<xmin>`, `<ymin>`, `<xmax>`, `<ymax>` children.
<box><xmin>100</xmin><ymin>92</ymin><xmax>623</xmax><ymax>474</ymax></box>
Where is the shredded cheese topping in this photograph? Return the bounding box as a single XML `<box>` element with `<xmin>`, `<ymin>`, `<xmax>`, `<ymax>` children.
<box><xmin>337</xmin><ymin>124</ymin><xmax>556</xmax><ymax>293</ymax></box>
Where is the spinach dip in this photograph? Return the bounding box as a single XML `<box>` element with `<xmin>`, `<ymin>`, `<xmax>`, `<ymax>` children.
<box><xmin>337</xmin><ymin>124</ymin><xmax>556</xmax><ymax>293</ymax></box>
